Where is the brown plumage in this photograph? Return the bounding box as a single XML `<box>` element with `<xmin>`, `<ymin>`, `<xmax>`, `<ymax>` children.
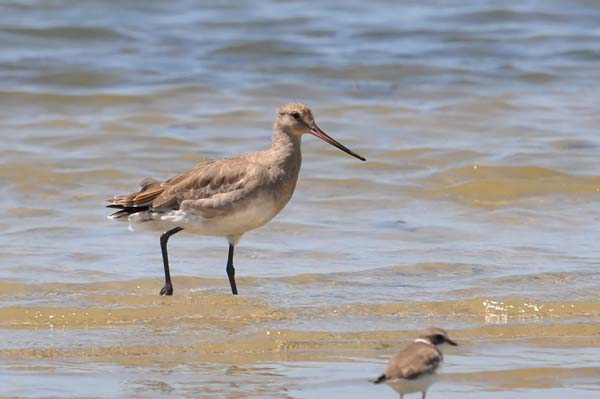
<box><xmin>107</xmin><ymin>102</ymin><xmax>366</xmax><ymax>296</ymax></box>
<box><xmin>372</xmin><ymin>327</ymin><xmax>457</xmax><ymax>399</ymax></box>
<box><xmin>380</xmin><ymin>341</ymin><xmax>442</xmax><ymax>381</ymax></box>
<box><xmin>108</xmin><ymin>157</ymin><xmax>277</xmax><ymax>220</ymax></box>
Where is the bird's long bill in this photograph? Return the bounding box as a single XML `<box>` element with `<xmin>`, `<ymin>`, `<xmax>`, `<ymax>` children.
<box><xmin>446</xmin><ymin>338</ymin><xmax>458</xmax><ymax>346</ymax></box>
<box><xmin>309</xmin><ymin>124</ymin><xmax>366</xmax><ymax>161</ymax></box>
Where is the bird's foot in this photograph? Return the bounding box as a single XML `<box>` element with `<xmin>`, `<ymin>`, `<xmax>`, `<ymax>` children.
<box><xmin>159</xmin><ymin>284</ymin><xmax>173</xmax><ymax>296</ymax></box>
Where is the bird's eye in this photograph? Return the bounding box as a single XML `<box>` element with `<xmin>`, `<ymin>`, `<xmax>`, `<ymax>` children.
<box><xmin>291</xmin><ymin>112</ymin><xmax>301</xmax><ymax>120</ymax></box>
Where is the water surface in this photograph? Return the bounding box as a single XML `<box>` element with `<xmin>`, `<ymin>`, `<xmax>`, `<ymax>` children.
<box><xmin>1</xmin><ymin>1</ymin><xmax>599</xmax><ymax>398</ymax></box>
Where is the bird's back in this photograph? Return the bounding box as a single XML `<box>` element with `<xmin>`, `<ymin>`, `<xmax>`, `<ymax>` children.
<box><xmin>107</xmin><ymin>150</ymin><xmax>301</xmax><ymax>234</ymax></box>
<box><xmin>373</xmin><ymin>342</ymin><xmax>442</xmax><ymax>385</ymax></box>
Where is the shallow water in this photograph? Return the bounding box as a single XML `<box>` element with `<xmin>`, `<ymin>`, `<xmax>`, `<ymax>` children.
<box><xmin>1</xmin><ymin>0</ymin><xmax>600</xmax><ymax>398</ymax></box>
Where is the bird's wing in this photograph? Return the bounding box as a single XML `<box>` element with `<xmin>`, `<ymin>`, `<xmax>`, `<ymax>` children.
<box><xmin>384</xmin><ymin>343</ymin><xmax>442</xmax><ymax>380</ymax></box>
<box><xmin>108</xmin><ymin>156</ymin><xmax>268</xmax><ymax>218</ymax></box>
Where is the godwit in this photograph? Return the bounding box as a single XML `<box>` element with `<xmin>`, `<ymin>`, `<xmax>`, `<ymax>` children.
<box><xmin>372</xmin><ymin>327</ymin><xmax>457</xmax><ymax>399</ymax></box>
<box><xmin>107</xmin><ymin>103</ymin><xmax>365</xmax><ymax>296</ymax></box>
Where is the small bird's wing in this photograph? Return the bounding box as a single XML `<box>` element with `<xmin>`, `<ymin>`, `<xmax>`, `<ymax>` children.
<box><xmin>383</xmin><ymin>343</ymin><xmax>442</xmax><ymax>381</ymax></box>
<box><xmin>108</xmin><ymin>155</ymin><xmax>268</xmax><ymax>218</ymax></box>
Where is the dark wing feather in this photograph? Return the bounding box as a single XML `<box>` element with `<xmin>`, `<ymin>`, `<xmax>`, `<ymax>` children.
<box><xmin>371</xmin><ymin>374</ymin><xmax>387</xmax><ymax>384</ymax></box>
<box><xmin>107</xmin><ymin>158</ymin><xmax>264</xmax><ymax>218</ymax></box>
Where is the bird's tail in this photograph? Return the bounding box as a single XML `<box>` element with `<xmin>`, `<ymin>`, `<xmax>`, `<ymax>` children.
<box><xmin>106</xmin><ymin>178</ymin><xmax>163</xmax><ymax>219</ymax></box>
<box><xmin>106</xmin><ymin>209</ymin><xmax>131</xmax><ymax>220</ymax></box>
<box><xmin>371</xmin><ymin>374</ymin><xmax>387</xmax><ymax>384</ymax></box>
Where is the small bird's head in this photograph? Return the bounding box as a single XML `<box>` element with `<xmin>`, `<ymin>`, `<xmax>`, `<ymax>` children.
<box><xmin>419</xmin><ymin>327</ymin><xmax>458</xmax><ymax>347</ymax></box>
<box><xmin>275</xmin><ymin>102</ymin><xmax>366</xmax><ymax>161</ymax></box>
<box><xmin>276</xmin><ymin>102</ymin><xmax>316</xmax><ymax>136</ymax></box>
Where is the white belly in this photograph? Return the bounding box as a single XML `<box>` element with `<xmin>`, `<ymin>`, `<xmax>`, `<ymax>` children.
<box><xmin>126</xmin><ymin>195</ymin><xmax>281</xmax><ymax>237</ymax></box>
<box><xmin>386</xmin><ymin>374</ymin><xmax>438</xmax><ymax>395</ymax></box>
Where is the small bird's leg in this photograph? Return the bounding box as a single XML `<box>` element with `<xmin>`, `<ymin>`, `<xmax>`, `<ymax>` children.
<box><xmin>159</xmin><ymin>227</ymin><xmax>183</xmax><ymax>296</ymax></box>
<box><xmin>226</xmin><ymin>244</ymin><xmax>238</xmax><ymax>295</ymax></box>
<box><xmin>421</xmin><ymin>392</ymin><xmax>426</xmax><ymax>399</ymax></box>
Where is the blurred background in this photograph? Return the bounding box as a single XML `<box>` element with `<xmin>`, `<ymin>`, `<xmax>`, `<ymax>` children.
<box><xmin>1</xmin><ymin>1</ymin><xmax>599</xmax><ymax>398</ymax></box>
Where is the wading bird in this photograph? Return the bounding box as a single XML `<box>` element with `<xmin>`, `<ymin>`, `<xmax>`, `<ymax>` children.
<box><xmin>107</xmin><ymin>103</ymin><xmax>365</xmax><ymax>295</ymax></box>
<box><xmin>372</xmin><ymin>327</ymin><xmax>458</xmax><ymax>399</ymax></box>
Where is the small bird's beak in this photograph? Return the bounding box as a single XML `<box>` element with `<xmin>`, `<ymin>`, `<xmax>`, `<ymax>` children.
<box><xmin>309</xmin><ymin>123</ymin><xmax>366</xmax><ymax>161</ymax></box>
<box><xmin>446</xmin><ymin>338</ymin><xmax>458</xmax><ymax>346</ymax></box>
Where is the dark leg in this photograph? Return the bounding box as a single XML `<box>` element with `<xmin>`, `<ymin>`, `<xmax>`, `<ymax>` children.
<box><xmin>159</xmin><ymin>227</ymin><xmax>183</xmax><ymax>296</ymax></box>
<box><xmin>421</xmin><ymin>392</ymin><xmax>426</xmax><ymax>399</ymax></box>
<box><xmin>226</xmin><ymin>244</ymin><xmax>238</xmax><ymax>295</ymax></box>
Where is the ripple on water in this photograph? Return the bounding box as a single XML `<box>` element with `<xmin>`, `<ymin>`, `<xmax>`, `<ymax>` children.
<box><xmin>423</xmin><ymin>165</ymin><xmax>600</xmax><ymax>207</ymax></box>
<box><xmin>2</xmin><ymin>280</ymin><xmax>599</xmax><ymax>331</ymax></box>
<box><xmin>1</xmin><ymin>0</ymin><xmax>600</xmax><ymax>397</ymax></box>
<box><xmin>0</xmin><ymin>26</ymin><xmax>131</xmax><ymax>41</ymax></box>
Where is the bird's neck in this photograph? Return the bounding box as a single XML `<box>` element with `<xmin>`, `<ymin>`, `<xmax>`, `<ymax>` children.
<box><xmin>271</xmin><ymin>127</ymin><xmax>302</xmax><ymax>168</ymax></box>
<box><xmin>266</xmin><ymin>128</ymin><xmax>303</xmax><ymax>207</ymax></box>
<box><xmin>414</xmin><ymin>338</ymin><xmax>432</xmax><ymax>345</ymax></box>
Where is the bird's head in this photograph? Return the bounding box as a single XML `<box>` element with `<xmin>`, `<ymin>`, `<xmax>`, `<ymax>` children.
<box><xmin>418</xmin><ymin>327</ymin><xmax>458</xmax><ymax>347</ymax></box>
<box><xmin>275</xmin><ymin>102</ymin><xmax>366</xmax><ymax>161</ymax></box>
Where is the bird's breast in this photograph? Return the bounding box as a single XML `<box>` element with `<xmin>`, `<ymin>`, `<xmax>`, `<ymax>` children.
<box><xmin>204</xmin><ymin>192</ymin><xmax>284</xmax><ymax>235</ymax></box>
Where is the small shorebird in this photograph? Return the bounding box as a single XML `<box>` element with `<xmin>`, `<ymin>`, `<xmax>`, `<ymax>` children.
<box><xmin>372</xmin><ymin>327</ymin><xmax>457</xmax><ymax>399</ymax></box>
<box><xmin>107</xmin><ymin>102</ymin><xmax>365</xmax><ymax>296</ymax></box>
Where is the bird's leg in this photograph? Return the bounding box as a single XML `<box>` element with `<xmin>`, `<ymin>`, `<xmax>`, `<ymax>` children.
<box><xmin>421</xmin><ymin>392</ymin><xmax>426</xmax><ymax>399</ymax></box>
<box><xmin>159</xmin><ymin>227</ymin><xmax>183</xmax><ymax>296</ymax></box>
<box><xmin>226</xmin><ymin>244</ymin><xmax>238</xmax><ymax>295</ymax></box>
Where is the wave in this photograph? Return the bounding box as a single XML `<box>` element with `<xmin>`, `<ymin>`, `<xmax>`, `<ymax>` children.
<box><xmin>1</xmin><ymin>26</ymin><xmax>130</xmax><ymax>41</ymax></box>
<box><xmin>424</xmin><ymin>165</ymin><xmax>600</xmax><ymax>206</ymax></box>
<box><xmin>1</xmin><ymin>276</ymin><xmax>598</xmax><ymax>329</ymax></box>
